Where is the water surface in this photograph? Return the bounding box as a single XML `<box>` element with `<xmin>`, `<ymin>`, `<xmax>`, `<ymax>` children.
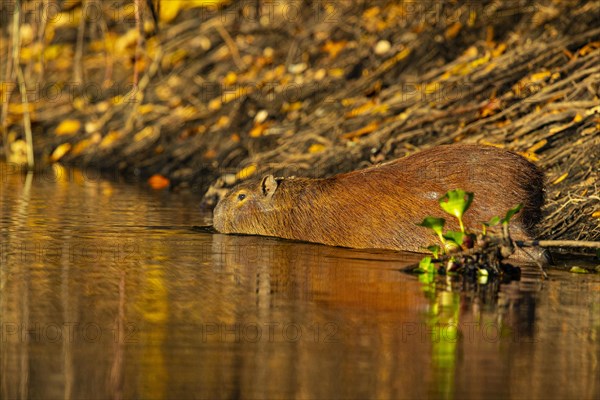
<box><xmin>1</xmin><ymin>163</ymin><xmax>598</xmax><ymax>399</ymax></box>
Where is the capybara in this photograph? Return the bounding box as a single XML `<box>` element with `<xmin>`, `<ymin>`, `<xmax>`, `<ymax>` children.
<box><xmin>213</xmin><ymin>145</ymin><xmax>545</xmax><ymax>257</ymax></box>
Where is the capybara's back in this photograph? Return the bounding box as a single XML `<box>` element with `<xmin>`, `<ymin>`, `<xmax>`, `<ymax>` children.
<box><xmin>213</xmin><ymin>145</ymin><xmax>545</xmax><ymax>256</ymax></box>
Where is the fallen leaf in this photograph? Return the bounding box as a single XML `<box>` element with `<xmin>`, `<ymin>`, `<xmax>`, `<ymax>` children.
<box><xmin>445</xmin><ymin>22</ymin><xmax>462</xmax><ymax>39</ymax></box>
<box><xmin>114</xmin><ymin>28</ymin><xmax>139</xmax><ymax>54</ymax></box>
<box><xmin>527</xmin><ymin>139</ymin><xmax>547</xmax><ymax>153</ymax></box>
<box><xmin>100</xmin><ymin>131</ymin><xmax>122</xmax><ymax>149</ymax></box>
<box><xmin>134</xmin><ymin>126</ymin><xmax>156</xmax><ymax>142</ymax></box>
<box><xmin>249</xmin><ymin>122</ymin><xmax>270</xmax><ymax>138</ymax></box>
<box><xmin>223</xmin><ymin>71</ymin><xmax>238</xmax><ymax>85</ymax></box>
<box><xmin>50</xmin><ymin>143</ymin><xmax>71</xmax><ymax>162</ymax></box>
<box><xmin>529</xmin><ymin>70</ymin><xmax>551</xmax><ymax>82</ymax></box>
<box><xmin>148</xmin><ymin>174</ymin><xmax>170</xmax><ymax>190</ymax></box>
<box><xmin>341</xmin><ymin>121</ymin><xmax>379</xmax><ymax>140</ymax></box>
<box><xmin>308</xmin><ymin>144</ymin><xmax>326</xmax><ymax>153</ymax></box>
<box><xmin>322</xmin><ymin>40</ymin><xmax>347</xmax><ymax>59</ymax></box>
<box><xmin>55</xmin><ymin>119</ymin><xmax>81</xmax><ymax>136</ymax></box>
<box><xmin>346</xmin><ymin>100</ymin><xmax>377</xmax><ymax>118</ymax></box>
<box><xmin>71</xmin><ymin>139</ymin><xmax>93</xmax><ymax>156</ymax></box>
<box><xmin>552</xmin><ymin>172</ymin><xmax>568</xmax><ymax>185</ymax></box>
<box><xmin>236</xmin><ymin>165</ymin><xmax>257</xmax><ymax>180</ymax></box>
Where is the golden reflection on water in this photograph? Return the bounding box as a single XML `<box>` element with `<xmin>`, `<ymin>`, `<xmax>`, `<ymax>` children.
<box><xmin>1</xmin><ymin>163</ymin><xmax>599</xmax><ymax>399</ymax></box>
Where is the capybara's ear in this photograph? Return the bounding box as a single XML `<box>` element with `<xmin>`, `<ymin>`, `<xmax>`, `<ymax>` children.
<box><xmin>261</xmin><ymin>175</ymin><xmax>279</xmax><ymax>198</ymax></box>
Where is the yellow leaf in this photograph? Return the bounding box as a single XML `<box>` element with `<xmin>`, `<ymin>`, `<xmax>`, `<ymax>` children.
<box><xmin>50</xmin><ymin>143</ymin><xmax>71</xmax><ymax>162</ymax></box>
<box><xmin>249</xmin><ymin>122</ymin><xmax>270</xmax><ymax>138</ymax></box>
<box><xmin>527</xmin><ymin>139</ymin><xmax>547</xmax><ymax>153</ymax></box>
<box><xmin>468</xmin><ymin>9</ymin><xmax>477</xmax><ymax>26</ymax></box>
<box><xmin>160</xmin><ymin>0</ymin><xmax>229</xmax><ymax>23</ymax></box>
<box><xmin>134</xmin><ymin>126</ymin><xmax>156</xmax><ymax>142</ymax></box>
<box><xmin>174</xmin><ymin>106</ymin><xmax>198</xmax><ymax>120</ymax></box>
<box><xmin>492</xmin><ymin>43</ymin><xmax>506</xmax><ymax>58</ymax></box>
<box><xmin>329</xmin><ymin>68</ymin><xmax>345</xmax><ymax>78</ymax></box>
<box><xmin>309</xmin><ymin>144</ymin><xmax>326</xmax><ymax>154</ymax></box>
<box><xmin>160</xmin><ymin>0</ymin><xmax>185</xmax><ymax>22</ymax></box>
<box><xmin>548</xmin><ymin>123</ymin><xmax>573</xmax><ymax>135</ymax></box>
<box><xmin>381</xmin><ymin>47</ymin><xmax>412</xmax><ymax>71</ymax></box>
<box><xmin>322</xmin><ymin>40</ymin><xmax>347</xmax><ymax>59</ymax></box>
<box><xmin>43</xmin><ymin>45</ymin><xmax>64</xmax><ymax>61</ymax></box>
<box><xmin>281</xmin><ymin>102</ymin><xmax>303</xmax><ymax>112</ymax></box>
<box><xmin>372</xmin><ymin>104</ymin><xmax>389</xmax><ymax>114</ymax></box>
<box><xmin>49</xmin><ymin>10</ymin><xmax>81</xmax><ymax>29</ymax></box>
<box><xmin>445</xmin><ymin>22</ymin><xmax>462</xmax><ymax>39</ymax></box>
<box><xmin>520</xmin><ymin>152</ymin><xmax>539</xmax><ymax>162</ymax></box>
<box><xmin>55</xmin><ymin>119</ymin><xmax>81</xmax><ymax>136</ymax></box>
<box><xmin>115</xmin><ymin>28</ymin><xmax>139</xmax><ymax>54</ymax></box>
<box><xmin>479</xmin><ymin>141</ymin><xmax>504</xmax><ymax>148</ymax></box>
<box><xmin>592</xmin><ymin>210</ymin><xmax>600</xmax><ymax>218</ymax></box>
<box><xmin>100</xmin><ymin>131</ymin><xmax>122</xmax><ymax>149</ymax></box>
<box><xmin>71</xmin><ymin>139</ymin><xmax>93</xmax><ymax>156</ymax></box>
<box><xmin>346</xmin><ymin>100</ymin><xmax>377</xmax><ymax>118</ymax></box>
<box><xmin>163</xmin><ymin>49</ymin><xmax>188</xmax><ymax>67</ymax></box>
<box><xmin>137</xmin><ymin>104</ymin><xmax>155</xmax><ymax>115</ymax></box>
<box><xmin>236</xmin><ymin>165</ymin><xmax>257</xmax><ymax>180</ymax></box>
<box><xmin>223</xmin><ymin>88</ymin><xmax>251</xmax><ymax>104</ymax></box>
<box><xmin>363</xmin><ymin>7</ymin><xmax>380</xmax><ymax>19</ymax></box>
<box><xmin>529</xmin><ymin>71</ymin><xmax>551</xmax><ymax>82</ymax></box>
<box><xmin>208</xmin><ymin>98</ymin><xmax>221</xmax><ymax>111</ymax></box>
<box><xmin>573</xmin><ymin>114</ymin><xmax>583</xmax><ymax>123</ymax></box>
<box><xmin>8</xmin><ymin>103</ymin><xmax>35</xmax><ymax>115</ymax></box>
<box><xmin>578</xmin><ymin>41</ymin><xmax>600</xmax><ymax>56</ymax></box>
<box><xmin>552</xmin><ymin>172</ymin><xmax>568</xmax><ymax>185</ymax></box>
<box><xmin>223</xmin><ymin>71</ymin><xmax>238</xmax><ymax>85</ymax></box>
<box><xmin>215</xmin><ymin>116</ymin><xmax>230</xmax><ymax>128</ymax></box>
<box><xmin>341</xmin><ymin>121</ymin><xmax>379</xmax><ymax>140</ymax></box>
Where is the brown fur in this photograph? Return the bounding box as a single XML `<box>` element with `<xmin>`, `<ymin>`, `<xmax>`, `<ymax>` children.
<box><xmin>213</xmin><ymin>145</ymin><xmax>545</xmax><ymax>254</ymax></box>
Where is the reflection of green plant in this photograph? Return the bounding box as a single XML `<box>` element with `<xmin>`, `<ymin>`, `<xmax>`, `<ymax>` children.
<box><xmin>416</xmin><ymin>189</ymin><xmax>523</xmax><ymax>280</ymax></box>
<box><xmin>417</xmin><ymin>256</ymin><xmax>435</xmax><ymax>274</ymax></box>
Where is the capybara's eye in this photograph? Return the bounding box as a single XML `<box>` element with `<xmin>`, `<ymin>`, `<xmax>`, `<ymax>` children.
<box><xmin>237</xmin><ymin>193</ymin><xmax>246</xmax><ymax>201</ymax></box>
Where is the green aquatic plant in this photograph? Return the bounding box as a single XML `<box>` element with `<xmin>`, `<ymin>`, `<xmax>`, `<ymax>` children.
<box><xmin>416</xmin><ymin>189</ymin><xmax>523</xmax><ymax>280</ymax></box>
<box><xmin>417</xmin><ymin>217</ymin><xmax>446</xmax><ymax>245</ymax></box>
<box><xmin>438</xmin><ymin>189</ymin><xmax>473</xmax><ymax>233</ymax></box>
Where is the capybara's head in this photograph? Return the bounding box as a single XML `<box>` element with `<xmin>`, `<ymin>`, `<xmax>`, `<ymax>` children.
<box><xmin>213</xmin><ymin>175</ymin><xmax>283</xmax><ymax>234</ymax></box>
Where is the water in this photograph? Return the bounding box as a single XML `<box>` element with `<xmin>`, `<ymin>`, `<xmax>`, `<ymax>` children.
<box><xmin>1</xmin><ymin>163</ymin><xmax>598</xmax><ymax>400</ymax></box>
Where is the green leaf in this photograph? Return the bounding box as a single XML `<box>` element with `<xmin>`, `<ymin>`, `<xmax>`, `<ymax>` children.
<box><xmin>417</xmin><ymin>217</ymin><xmax>446</xmax><ymax>244</ymax></box>
<box><xmin>417</xmin><ymin>217</ymin><xmax>445</xmax><ymax>233</ymax></box>
<box><xmin>443</xmin><ymin>231</ymin><xmax>465</xmax><ymax>246</ymax></box>
<box><xmin>439</xmin><ymin>189</ymin><xmax>474</xmax><ymax>220</ymax></box>
<box><xmin>427</xmin><ymin>245</ymin><xmax>441</xmax><ymax>259</ymax></box>
<box><xmin>501</xmin><ymin>203</ymin><xmax>523</xmax><ymax>224</ymax></box>
<box><xmin>483</xmin><ymin>216</ymin><xmax>501</xmax><ymax>227</ymax></box>
<box><xmin>569</xmin><ymin>266</ymin><xmax>589</xmax><ymax>274</ymax></box>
